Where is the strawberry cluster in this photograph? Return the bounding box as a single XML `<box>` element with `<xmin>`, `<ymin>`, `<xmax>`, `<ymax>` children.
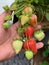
<box><xmin>17</xmin><ymin>6</ymin><xmax>45</xmax><ymax>60</ymax></box>
<box><xmin>3</xmin><ymin>5</ymin><xmax>45</xmax><ymax>60</ymax></box>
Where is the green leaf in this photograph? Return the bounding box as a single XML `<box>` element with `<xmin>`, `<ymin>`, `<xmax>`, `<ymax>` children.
<box><xmin>39</xmin><ymin>63</ymin><xmax>43</xmax><ymax>65</ymax></box>
<box><xmin>10</xmin><ymin>4</ymin><xmax>17</xmax><ymax>11</ymax></box>
<box><xmin>17</xmin><ymin>27</ymin><xmax>25</xmax><ymax>36</ymax></box>
<box><xmin>46</xmin><ymin>48</ymin><xmax>49</xmax><ymax>54</ymax></box>
<box><xmin>42</xmin><ymin>51</ymin><xmax>48</xmax><ymax>57</ymax></box>
<box><xmin>39</xmin><ymin>61</ymin><xmax>49</xmax><ymax>65</ymax></box>
<box><xmin>15</xmin><ymin>3</ymin><xmax>25</xmax><ymax>17</ymax></box>
<box><xmin>34</xmin><ymin>0</ymin><xmax>39</xmax><ymax>3</ymax></box>
<box><xmin>15</xmin><ymin>0</ymin><xmax>23</xmax><ymax>3</ymax></box>
<box><xmin>5</xmin><ymin>14</ymin><xmax>12</xmax><ymax>21</ymax></box>
<box><xmin>17</xmin><ymin>0</ymin><xmax>24</xmax><ymax>3</ymax></box>
<box><xmin>3</xmin><ymin>22</ymin><xmax>11</xmax><ymax>29</ymax></box>
<box><xmin>43</xmin><ymin>61</ymin><xmax>49</xmax><ymax>65</ymax></box>
<box><xmin>45</xmin><ymin>13</ymin><xmax>49</xmax><ymax>21</ymax></box>
<box><xmin>15</xmin><ymin>0</ymin><xmax>18</xmax><ymax>3</ymax></box>
<box><xmin>3</xmin><ymin>5</ymin><xmax>9</xmax><ymax>11</ymax></box>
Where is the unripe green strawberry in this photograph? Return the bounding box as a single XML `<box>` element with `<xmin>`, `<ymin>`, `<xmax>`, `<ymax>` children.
<box><xmin>34</xmin><ymin>30</ymin><xmax>45</xmax><ymax>41</ymax></box>
<box><xmin>12</xmin><ymin>39</ymin><xmax>23</xmax><ymax>54</ymax></box>
<box><xmin>25</xmin><ymin>50</ymin><xmax>34</xmax><ymax>60</ymax></box>
<box><xmin>3</xmin><ymin>22</ymin><xmax>11</xmax><ymax>29</ymax></box>
<box><xmin>21</xmin><ymin>15</ymin><xmax>30</xmax><ymax>25</ymax></box>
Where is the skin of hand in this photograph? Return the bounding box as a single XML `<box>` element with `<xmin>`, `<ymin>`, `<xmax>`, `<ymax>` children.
<box><xmin>0</xmin><ymin>12</ymin><xmax>20</xmax><ymax>61</ymax></box>
<box><xmin>0</xmin><ymin>12</ymin><xmax>44</xmax><ymax>61</ymax></box>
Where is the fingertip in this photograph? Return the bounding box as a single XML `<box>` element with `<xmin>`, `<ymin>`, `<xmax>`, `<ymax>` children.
<box><xmin>35</xmin><ymin>25</ymin><xmax>42</xmax><ymax>30</ymax></box>
<box><xmin>36</xmin><ymin>42</ymin><xmax>44</xmax><ymax>49</ymax></box>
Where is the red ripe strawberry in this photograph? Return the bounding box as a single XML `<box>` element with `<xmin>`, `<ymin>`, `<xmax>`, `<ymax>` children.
<box><xmin>23</xmin><ymin>39</ymin><xmax>37</xmax><ymax>54</ymax></box>
<box><xmin>24</xmin><ymin>26</ymin><xmax>35</xmax><ymax>38</ymax></box>
<box><xmin>30</xmin><ymin>14</ymin><xmax>37</xmax><ymax>27</ymax></box>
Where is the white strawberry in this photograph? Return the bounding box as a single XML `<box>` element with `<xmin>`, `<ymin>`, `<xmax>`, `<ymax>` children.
<box><xmin>12</xmin><ymin>39</ymin><xmax>23</xmax><ymax>54</ymax></box>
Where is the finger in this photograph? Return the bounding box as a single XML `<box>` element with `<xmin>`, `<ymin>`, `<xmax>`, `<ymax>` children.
<box><xmin>0</xmin><ymin>22</ymin><xmax>20</xmax><ymax>61</ymax></box>
<box><xmin>35</xmin><ymin>25</ymin><xmax>42</xmax><ymax>30</ymax></box>
<box><xmin>36</xmin><ymin>42</ymin><xmax>44</xmax><ymax>49</ymax></box>
<box><xmin>0</xmin><ymin>28</ymin><xmax>10</xmax><ymax>44</ymax></box>
<box><xmin>0</xmin><ymin>12</ymin><xmax>11</xmax><ymax>44</ymax></box>
<box><xmin>10</xmin><ymin>22</ymin><xmax>21</xmax><ymax>40</ymax></box>
<box><xmin>10</xmin><ymin>22</ymin><xmax>20</xmax><ymax>30</ymax></box>
<box><xmin>0</xmin><ymin>38</ymin><xmax>15</xmax><ymax>61</ymax></box>
<box><xmin>0</xmin><ymin>12</ymin><xmax>6</xmax><ymax>25</ymax></box>
<box><xmin>0</xmin><ymin>29</ymin><xmax>20</xmax><ymax>61</ymax></box>
<box><xmin>0</xmin><ymin>22</ymin><xmax>20</xmax><ymax>44</ymax></box>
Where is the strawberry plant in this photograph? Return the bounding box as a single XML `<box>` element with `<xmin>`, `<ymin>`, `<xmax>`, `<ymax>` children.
<box><xmin>3</xmin><ymin>0</ymin><xmax>49</xmax><ymax>61</ymax></box>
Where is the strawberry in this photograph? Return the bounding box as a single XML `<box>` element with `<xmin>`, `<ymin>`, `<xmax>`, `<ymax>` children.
<box><xmin>24</xmin><ymin>26</ymin><xmax>35</xmax><ymax>38</ymax></box>
<box><xmin>12</xmin><ymin>39</ymin><xmax>23</xmax><ymax>54</ymax></box>
<box><xmin>34</xmin><ymin>30</ymin><xmax>45</xmax><ymax>41</ymax></box>
<box><xmin>29</xmin><ymin>14</ymin><xmax>37</xmax><ymax>27</ymax></box>
<box><xmin>23</xmin><ymin>39</ymin><xmax>37</xmax><ymax>54</ymax></box>
<box><xmin>20</xmin><ymin>15</ymin><xmax>30</xmax><ymax>25</ymax></box>
<box><xmin>25</xmin><ymin>50</ymin><xmax>34</xmax><ymax>60</ymax></box>
<box><xmin>22</xmin><ymin>6</ymin><xmax>32</xmax><ymax>16</ymax></box>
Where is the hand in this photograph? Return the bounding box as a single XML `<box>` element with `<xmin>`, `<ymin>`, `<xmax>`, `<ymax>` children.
<box><xmin>0</xmin><ymin>12</ymin><xmax>44</xmax><ymax>61</ymax></box>
<box><xmin>0</xmin><ymin>12</ymin><xmax>20</xmax><ymax>61</ymax></box>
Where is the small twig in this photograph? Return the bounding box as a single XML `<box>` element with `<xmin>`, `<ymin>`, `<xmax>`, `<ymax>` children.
<box><xmin>38</xmin><ymin>21</ymin><xmax>49</xmax><ymax>29</ymax></box>
<box><xmin>39</xmin><ymin>16</ymin><xmax>44</xmax><ymax>23</ymax></box>
<box><xmin>42</xmin><ymin>27</ymin><xmax>49</xmax><ymax>29</ymax></box>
